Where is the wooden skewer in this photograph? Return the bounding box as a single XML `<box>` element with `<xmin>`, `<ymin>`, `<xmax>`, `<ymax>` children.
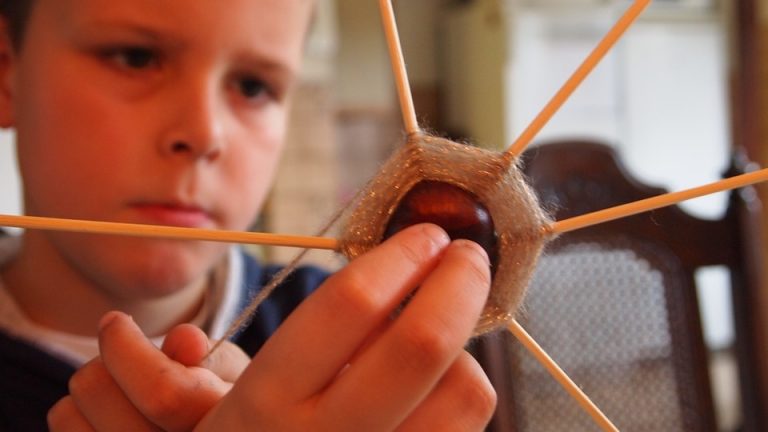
<box><xmin>5</xmin><ymin>166</ymin><xmax>765</xmax><ymax>250</ymax></box>
<box><xmin>505</xmin><ymin>0</ymin><xmax>651</xmax><ymax>158</ymax></box>
<box><xmin>379</xmin><ymin>0</ymin><xmax>420</xmax><ymax>136</ymax></box>
<box><xmin>0</xmin><ymin>214</ymin><xmax>339</xmax><ymax>250</ymax></box>
<box><xmin>4</xmin><ymin>168</ymin><xmax>765</xmax><ymax>250</ymax></box>
<box><xmin>507</xmin><ymin>320</ymin><xmax>619</xmax><ymax>432</ymax></box>
<box><xmin>548</xmin><ymin>167</ymin><xmax>768</xmax><ymax>235</ymax></box>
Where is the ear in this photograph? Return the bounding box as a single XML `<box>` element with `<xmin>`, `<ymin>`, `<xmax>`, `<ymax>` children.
<box><xmin>0</xmin><ymin>17</ymin><xmax>17</xmax><ymax>128</ymax></box>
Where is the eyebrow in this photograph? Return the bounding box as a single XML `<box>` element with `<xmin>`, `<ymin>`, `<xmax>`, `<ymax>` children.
<box><xmin>71</xmin><ymin>16</ymin><xmax>172</xmax><ymax>40</ymax></box>
<box><xmin>236</xmin><ymin>52</ymin><xmax>298</xmax><ymax>82</ymax></box>
<box><xmin>72</xmin><ymin>16</ymin><xmax>300</xmax><ymax>83</ymax></box>
<box><xmin>63</xmin><ymin>18</ymin><xmax>179</xmax><ymax>57</ymax></box>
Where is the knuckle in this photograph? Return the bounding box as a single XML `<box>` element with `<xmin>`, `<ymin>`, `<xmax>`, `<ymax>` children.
<box><xmin>451</xmin><ymin>355</ymin><xmax>497</xmax><ymax>429</ymax></box>
<box><xmin>461</xmin><ymin>377</ymin><xmax>497</xmax><ymax>424</ymax></box>
<box><xmin>395</xmin><ymin>228</ymin><xmax>442</xmax><ymax>268</ymax></box>
<box><xmin>458</xmin><ymin>241</ymin><xmax>492</xmax><ymax>284</ymax></box>
<box><xmin>451</xmin><ymin>241</ymin><xmax>492</xmax><ymax>296</ymax></box>
<box><xmin>326</xmin><ymin>268</ymin><xmax>382</xmax><ymax>317</ymax></box>
<box><xmin>466</xmin><ymin>258</ymin><xmax>492</xmax><ymax>292</ymax></box>
<box><xmin>67</xmin><ymin>373</ymin><xmax>86</xmax><ymax>397</ymax></box>
<box><xmin>205</xmin><ymin>342</ymin><xmax>249</xmax><ymax>382</ymax></box>
<box><xmin>46</xmin><ymin>397</ymin><xmax>74</xmax><ymax>429</ymax></box>
<box><xmin>246</xmin><ymin>392</ymin><xmax>276</xmax><ymax>418</ymax></box>
<box><xmin>139</xmin><ymin>373</ymin><xmax>186</xmax><ymax>421</ymax></box>
<box><xmin>397</xmin><ymin>320</ymin><xmax>456</xmax><ymax>373</ymax></box>
<box><xmin>397</xmin><ymin>240</ymin><xmax>428</xmax><ymax>268</ymax></box>
<box><xmin>68</xmin><ymin>362</ymin><xmax>103</xmax><ymax>396</ymax></box>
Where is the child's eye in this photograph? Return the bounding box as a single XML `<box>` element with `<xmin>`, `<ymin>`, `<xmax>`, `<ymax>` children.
<box><xmin>104</xmin><ymin>46</ymin><xmax>158</xmax><ymax>70</ymax></box>
<box><xmin>237</xmin><ymin>77</ymin><xmax>270</xmax><ymax>100</ymax></box>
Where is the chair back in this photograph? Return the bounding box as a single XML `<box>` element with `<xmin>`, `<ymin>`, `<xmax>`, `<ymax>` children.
<box><xmin>474</xmin><ymin>140</ymin><xmax>764</xmax><ymax>431</ymax></box>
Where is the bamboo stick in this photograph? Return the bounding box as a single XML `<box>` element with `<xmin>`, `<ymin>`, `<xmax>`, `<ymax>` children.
<box><xmin>548</xmin><ymin>167</ymin><xmax>768</xmax><ymax>235</ymax></box>
<box><xmin>505</xmin><ymin>0</ymin><xmax>651</xmax><ymax>158</ymax></box>
<box><xmin>507</xmin><ymin>320</ymin><xmax>619</xmax><ymax>432</ymax></box>
<box><xmin>4</xmin><ymin>168</ymin><xmax>765</xmax><ymax>250</ymax></box>
<box><xmin>0</xmin><ymin>214</ymin><xmax>339</xmax><ymax>250</ymax></box>
<box><xmin>379</xmin><ymin>0</ymin><xmax>420</xmax><ymax>136</ymax></box>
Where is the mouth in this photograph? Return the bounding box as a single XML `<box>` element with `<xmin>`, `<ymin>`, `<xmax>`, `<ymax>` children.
<box><xmin>129</xmin><ymin>202</ymin><xmax>215</xmax><ymax>228</ymax></box>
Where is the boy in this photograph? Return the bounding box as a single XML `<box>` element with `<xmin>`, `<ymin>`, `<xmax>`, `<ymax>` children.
<box><xmin>0</xmin><ymin>0</ymin><xmax>496</xmax><ymax>430</ymax></box>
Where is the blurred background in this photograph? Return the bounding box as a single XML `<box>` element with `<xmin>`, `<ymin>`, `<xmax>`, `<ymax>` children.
<box><xmin>2</xmin><ymin>0</ymin><xmax>767</xmax><ymax>430</ymax></box>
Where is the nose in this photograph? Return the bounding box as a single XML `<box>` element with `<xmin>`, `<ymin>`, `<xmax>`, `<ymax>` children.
<box><xmin>159</xmin><ymin>79</ymin><xmax>225</xmax><ymax>161</ymax></box>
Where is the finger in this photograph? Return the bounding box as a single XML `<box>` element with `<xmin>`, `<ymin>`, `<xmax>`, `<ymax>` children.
<box><xmin>162</xmin><ymin>324</ymin><xmax>249</xmax><ymax>382</ymax></box>
<box><xmin>98</xmin><ymin>311</ymin><xmax>229</xmax><ymax>431</ymax></box>
<box><xmin>239</xmin><ymin>224</ymin><xmax>451</xmax><ymax>402</ymax></box>
<box><xmin>161</xmin><ymin>323</ymin><xmax>209</xmax><ymax>366</ymax></box>
<box><xmin>200</xmin><ymin>340</ymin><xmax>251</xmax><ymax>383</ymax></box>
<box><xmin>67</xmin><ymin>358</ymin><xmax>161</xmax><ymax>432</ymax></box>
<box><xmin>47</xmin><ymin>396</ymin><xmax>96</xmax><ymax>432</ymax></box>
<box><xmin>396</xmin><ymin>352</ymin><xmax>496</xmax><ymax>432</ymax></box>
<box><xmin>319</xmin><ymin>239</ymin><xmax>492</xmax><ymax>430</ymax></box>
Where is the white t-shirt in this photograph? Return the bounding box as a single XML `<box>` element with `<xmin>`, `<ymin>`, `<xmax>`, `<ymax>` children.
<box><xmin>0</xmin><ymin>234</ymin><xmax>245</xmax><ymax>366</ymax></box>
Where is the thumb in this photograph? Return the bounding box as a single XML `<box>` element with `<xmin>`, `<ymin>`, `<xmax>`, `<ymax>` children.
<box><xmin>161</xmin><ymin>324</ymin><xmax>250</xmax><ymax>383</ymax></box>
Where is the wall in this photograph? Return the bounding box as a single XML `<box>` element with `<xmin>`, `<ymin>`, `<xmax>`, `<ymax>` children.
<box><xmin>0</xmin><ymin>132</ymin><xmax>21</xmax><ymax>217</ymax></box>
<box><xmin>393</xmin><ymin>0</ymin><xmax>440</xmax><ymax>87</ymax></box>
<box><xmin>441</xmin><ymin>0</ymin><xmax>508</xmax><ymax>149</ymax></box>
<box><xmin>508</xmin><ymin>4</ymin><xmax>730</xmax><ymax>219</ymax></box>
<box><xmin>261</xmin><ymin>0</ymin><xmax>344</xmax><ymax>266</ymax></box>
<box><xmin>335</xmin><ymin>0</ymin><xmax>394</xmax><ymax>109</ymax></box>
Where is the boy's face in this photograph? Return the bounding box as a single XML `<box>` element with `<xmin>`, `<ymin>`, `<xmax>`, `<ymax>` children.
<box><xmin>1</xmin><ymin>0</ymin><xmax>313</xmax><ymax>297</ymax></box>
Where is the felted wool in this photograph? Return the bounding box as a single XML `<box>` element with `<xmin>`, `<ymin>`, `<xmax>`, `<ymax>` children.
<box><xmin>338</xmin><ymin>134</ymin><xmax>552</xmax><ymax>334</ymax></box>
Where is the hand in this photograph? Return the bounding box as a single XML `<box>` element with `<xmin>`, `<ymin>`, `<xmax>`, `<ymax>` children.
<box><xmin>49</xmin><ymin>224</ymin><xmax>496</xmax><ymax>431</ymax></box>
<box><xmin>48</xmin><ymin>313</ymin><xmax>250</xmax><ymax>432</ymax></box>
<box><xmin>197</xmin><ymin>224</ymin><xmax>496</xmax><ymax>431</ymax></box>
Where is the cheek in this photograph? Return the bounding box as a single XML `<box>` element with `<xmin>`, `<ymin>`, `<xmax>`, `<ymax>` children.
<box><xmin>218</xmin><ymin>129</ymin><xmax>287</xmax><ymax>228</ymax></box>
<box><xmin>15</xmin><ymin>63</ymin><xmax>120</xmax><ymax>169</ymax></box>
<box><xmin>14</xmin><ymin>106</ymin><xmax>92</xmax><ymax>215</ymax></box>
<box><xmin>15</xmin><ymin>99</ymin><xmax>132</xmax><ymax>214</ymax></box>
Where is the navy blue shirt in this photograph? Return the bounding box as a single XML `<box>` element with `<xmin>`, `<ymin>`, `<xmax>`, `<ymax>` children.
<box><xmin>0</xmin><ymin>252</ymin><xmax>327</xmax><ymax>431</ymax></box>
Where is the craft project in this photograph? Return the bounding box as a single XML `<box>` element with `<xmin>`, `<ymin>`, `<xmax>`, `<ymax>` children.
<box><xmin>1</xmin><ymin>0</ymin><xmax>766</xmax><ymax>430</ymax></box>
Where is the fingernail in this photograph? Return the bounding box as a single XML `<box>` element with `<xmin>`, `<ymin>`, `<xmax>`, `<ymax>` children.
<box><xmin>420</xmin><ymin>223</ymin><xmax>450</xmax><ymax>248</ymax></box>
<box><xmin>453</xmin><ymin>239</ymin><xmax>491</xmax><ymax>265</ymax></box>
<box><xmin>98</xmin><ymin>311</ymin><xmax>124</xmax><ymax>331</ymax></box>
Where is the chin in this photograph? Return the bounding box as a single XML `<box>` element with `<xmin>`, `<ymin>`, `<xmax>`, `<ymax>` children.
<box><xmin>142</xmin><ymin>246</ymin><xmax>222</xmax><ymax>288</ymax></box>
<box><xmin>88</xmin><ymin>238</ymin><xmax>227</xmax><ymax>300</ymax></box>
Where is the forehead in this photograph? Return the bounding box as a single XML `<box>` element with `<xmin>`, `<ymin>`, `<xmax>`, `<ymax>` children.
<box><xmin>36</xmin><ymin>0</ymin><xmax>315</xmax><ymax>30</ymax></box>
<box><xmin>29</xmin><ymin>0</ymin><xmax>314</xmax><ymax>65</ymax></box>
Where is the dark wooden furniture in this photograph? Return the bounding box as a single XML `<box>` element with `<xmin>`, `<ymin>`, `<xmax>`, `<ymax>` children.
<box><xmin>472</xmin><ymin>140</ymin><xmax>764</xmax><ymax>431</ymax></box>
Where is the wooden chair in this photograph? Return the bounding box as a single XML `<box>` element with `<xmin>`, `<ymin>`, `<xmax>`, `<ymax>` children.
<box><xmin>472</xmin><ymin>140</ymin><xmax>765</xmax><ymax>431</ymax></box>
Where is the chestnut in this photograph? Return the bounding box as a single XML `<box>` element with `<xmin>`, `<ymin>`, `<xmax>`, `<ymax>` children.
<box><xmin>383</xmin><ymin>180</ymin><xmax>499</xmax><ymax>273</ymax></box>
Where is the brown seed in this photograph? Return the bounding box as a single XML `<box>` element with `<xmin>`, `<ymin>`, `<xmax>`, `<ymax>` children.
<box><xmin>383</xmin><ymin>180</ymin><xmax>499</xmax><ymax>272</ymax></box>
